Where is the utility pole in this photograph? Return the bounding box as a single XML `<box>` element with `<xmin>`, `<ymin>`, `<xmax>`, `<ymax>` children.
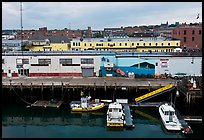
<box><xmin>20</xmin><ymin>2</ymin><xmax>23</xmax><ymax>51</ymax></box>
<box><xmin>20</xmin><ymin>2</ymin><xmax>24</xmax><ymax>76</ymax></box>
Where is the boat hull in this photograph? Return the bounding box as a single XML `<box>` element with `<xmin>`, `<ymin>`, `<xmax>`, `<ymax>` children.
<box><xmin>107</xmin><ymin>123</ymin><xmax>124</xmax><ymax>127</ymax></box>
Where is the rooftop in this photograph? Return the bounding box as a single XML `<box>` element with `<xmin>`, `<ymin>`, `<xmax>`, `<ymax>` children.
<box><xmin>71</xmin><ymin>37</ymin><xmax>176</xmax><ymax>42</ymax></box>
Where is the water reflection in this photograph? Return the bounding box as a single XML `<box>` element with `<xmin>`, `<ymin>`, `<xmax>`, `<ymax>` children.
<box><xmin>2</xmin><ymin>104</ymin><xmax>189</xmax><ymax>138</ymax></box>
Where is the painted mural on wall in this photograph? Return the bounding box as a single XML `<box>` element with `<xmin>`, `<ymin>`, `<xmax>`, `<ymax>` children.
<box><xmin>100</xmin><ymin>55</ymin><xmax>155</xmax><ymax>77</ymax></box>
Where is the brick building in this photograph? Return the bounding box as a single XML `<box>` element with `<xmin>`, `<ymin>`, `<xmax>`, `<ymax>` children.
<box><xmin>15</xmin><ymin>26</ymin><xmax>92</xmax><ymax>40</ymax></box>
<box><xmin>171</xmin><ymin>24</ymin><xmax>202</xmax><ymax>49</ymax></box>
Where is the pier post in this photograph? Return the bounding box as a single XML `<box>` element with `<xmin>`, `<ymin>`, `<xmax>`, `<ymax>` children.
<box><xmin>41</xmin><ymin>83</ymin><xmax>43</xmax><ymax>99</ymax></box>
<box><xmin>52</xmin><ymin>83</ymin><xmax>54</xmax><ymax>92</ymax></box>
<box><xmin>104</xmin><ymin>81</ymin><xmax>107</xmax><ymax>99</ymax></box>
<box><xmin>20</xmin><ymin>83</ymin><xmax>23</xmax><ymax>93</ymax></box>
<box><xmin>94</xmin><ymin>82</ymin><xmax>96</xmax><ymax>99</ymax></box>
<box><xmin>9</xmin><ymin>80</ymin><xmax>12</xmax><ymax>92</ymax></box>
<box><xmin>104</xmin><ymin>81</ymin><xmax>107</xmax><ymax>92</ymax></box>
<box><xmin>61</xmin><ymin>82</ymin><xmax>64</xmax><ymax>94</ymax></box>
<box><xmin>31</xmin><ymin>83</ymin><xmax>33</xmax><ymax>93</ymax></box>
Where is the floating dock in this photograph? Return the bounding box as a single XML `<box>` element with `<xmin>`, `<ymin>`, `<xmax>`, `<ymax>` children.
<box><xmin>183</xmin><ymin>116</ymin><xmax>202</xmax><ymax>122</ymax></box>
<box><xmin>31</xmin><ymin>100</ymin><xmax>63</xmax><ymax>108</ymax></box>
<box><xmin>123</xmin><ymin>104</ymin><xmax>134</xmax><ymax>128</ymax></box>
<box><xmin>116</xmin><ymin>99</ymin><xmax>134</xmax><ymax>128</ymax></box>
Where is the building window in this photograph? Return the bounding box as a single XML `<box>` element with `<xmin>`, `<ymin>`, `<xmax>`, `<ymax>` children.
<box><xmin>192</xmin><ymin>37</ymin><xmax>195</xmax><ymax>41</ymax></box>
<box><xmin>184</xmin><ymin>30</ymin><xmax>186</xmax><ymax>35</ymax></box>
<box><xmin>59</xmin><ymin>58</ymin><xmax>72</xmax><ymax>64</ymax></box>
<box><xmin>73</xmin><ymin>42</ymin><xmax>75</xmax><ymax>46</ymax></box>
<box><xmin>156</xmin><ymin>43</ymin><xmax>158</xmax><ymax>46</ymax></box>
<box><xmin>125</xmin><ymin>43</ymin><xmax>127</xmax><ymax>46</ymax></box>
<box><xmin>78</xmin><ymin>42</ymin><xmax>80</xmax><ymax>46</ymax></box>
<box><xmin>90</xmin><ymin>43</ymin><xmax>92</xmax><ymax>46</ymax></box>
<box><xmin>108</xmin><ymin>43</ymin><xmax>110</xmax><ymax>46</ymax></box>
<box><xmin>156</xmin><ymin>62</ymin><xmax>158</xmax><ymax>66</ymax></box>
<box><xmin>199</xmin><ymin>30</ymin><xmax>201</xmax><ymax>34</ymax></box>
<box><xmin>84</xmin><ymin>43</ymin><xmax>86</xmax><ymax>46</ymax></box>
<box><xmin>137</xmin><ymin>43</ymin><xmax>139</xmax><ymax>46</ymax></box>
<box><xmin>161</xmin><ymin>43</ymin><xmax>163</xmax><ymax>46</ymax></box>
<box><xmin>22</xmin><ymin>59</ymin><xmax>29</xmax><ymax>64</ymax></box>
<box><xmin>2</xmin><ymin>59</ymin><xmax>4</xmax><ymax>64</ymax></box>
<box><xmin>149</xmin><ymin>43</ymin><xmax>151</xmax><ymax>46</ymax></box>
<box><xmin>113</xmin><ymin>43</ymin><xmax>115</xmax><ymax>46</ymax></box>
<box><xmin>101</xmin><ymin>57</ymin><xmax>106</xmax><ymax>61</ymax></box>
<box><xmin>81</xmin><ymin>58</ymin><xmax>94</xmax><ymax>64</ymax></box>
<box><xmin>176</xmin><ymin>43</ymin><xmax>178</xmax><ymax>46</ymax></box>
<box><xmin>143</xmin><ymin>43</ymin><xmax>145</xmax><ymax>46</ymax></box>
<box><xmin>132</xmin><ymin>43</ymin><xmax>134</xmax><ymax>46</ymax></box>
<box><xmin>119</xmin><ymin>43</ymin><xmax>121</xmax><ymax>46</ymax></box>
<box><xmin>168</xmin><ymin>43</ymin><xmax>170</xmax><ymax>46</ymax></box>
<box><xmin>184</xmin><ymin>37</ymin><xmax>186</xmax><ymax>42</ymax></box>
<box><xmin>38</xmin><ymin>59</ymin><xmax>51</xmax><ymax>64</ymax></box>
<box><xmin>192</xmin><ymin>30</ymin><xmax>195</xmax><ymax>34</ymax></box>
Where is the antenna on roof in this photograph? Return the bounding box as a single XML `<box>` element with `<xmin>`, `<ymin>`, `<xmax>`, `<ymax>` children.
<box><xmin>20</xmin><ymin>2</ymin><xmax>23</xmax><ymax>50</ymax></box>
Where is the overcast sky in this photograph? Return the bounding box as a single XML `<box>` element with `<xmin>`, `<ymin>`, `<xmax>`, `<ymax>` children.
<box><xmin>2</xmin><ymin>2</ymin><xmax>202</xmax><ymax>30</ymax></box>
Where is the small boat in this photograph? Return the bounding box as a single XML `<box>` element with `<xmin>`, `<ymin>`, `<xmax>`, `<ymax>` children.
<box><xmin>107</xmin><ymin>102</ymin><xmax>125</xmax><ymax>127</ymax></box>
<box><xmin>70</xmin><ymin>96</ymin><xmax>104</xmax><ymax>112</ymax></box>
<box><xmin>159</xmin><ymin>103</ymin><xmax>181</xmax><ymax>131</ymax></box>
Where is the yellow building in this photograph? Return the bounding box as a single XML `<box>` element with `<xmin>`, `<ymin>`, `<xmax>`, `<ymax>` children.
<box><xmin>71</xmin><ymin>38</ymin><xmax>180</xmax><ymax>52</ymax></box>
<box><xmin>25</xmin><ymin>40</ymin><xmax>70</xmax><ymax>51</ymax></box>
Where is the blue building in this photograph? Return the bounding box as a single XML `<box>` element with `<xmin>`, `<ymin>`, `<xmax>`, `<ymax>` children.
<box><xmin>100</xmin><ymin>53</ymin><xmax>156</xmax><ymax>77</ymax></box>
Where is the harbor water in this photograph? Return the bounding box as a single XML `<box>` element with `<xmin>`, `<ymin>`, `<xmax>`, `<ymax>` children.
<box><xmin>2</xmin><ymin>102</ymin><xmax>202</xmax><ymax>138</ymax></box>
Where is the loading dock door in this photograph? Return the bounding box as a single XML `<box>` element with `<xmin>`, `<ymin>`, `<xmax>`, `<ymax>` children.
<box><xmin>81</xmin><ymin>66</ymin><xmax>94</xmax><ymax>77</ymax></box>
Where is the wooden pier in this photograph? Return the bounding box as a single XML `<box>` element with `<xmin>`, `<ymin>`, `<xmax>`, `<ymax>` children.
<box><xmin>2</xmin><ymin>77</ymin><xmax>177</xmax><ymax>89</ymax></box>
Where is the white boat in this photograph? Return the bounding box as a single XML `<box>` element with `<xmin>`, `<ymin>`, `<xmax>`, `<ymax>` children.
<box><xmin>106</xmin><ymin>102</ymin><xmax>125</xmax><ymax>127</ymax></box>
<box><xmin>159</xmin><ymin>103</ymin><xmax>181</xmax><ymax>131</ymax></box>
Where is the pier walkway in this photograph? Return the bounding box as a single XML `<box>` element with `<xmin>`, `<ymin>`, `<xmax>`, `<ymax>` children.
<box><xmin>123</xmin><ymin>104</ymin><xmax>134</xmax><ymax>128</ymax></box>
<box><xmin>2</xmin><ymin>77</ymin><xmax>176</xmax><ymax>89</ymax></box>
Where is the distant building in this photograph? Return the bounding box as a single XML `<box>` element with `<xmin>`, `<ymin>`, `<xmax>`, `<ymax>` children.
<box><xmin>2</xmin><ymin>40</ymin><xmax>28</xmax><ymax>52</ymax></box>
<box><xmin>160</xmin><ymin>21</ymin><xmax>169</xmax><ymax>28</ymax></box>
<box><xmin>104</xmin><ymin>27</ymin><xmax>127</xmax><ymax>38</ymax></box>
<box><xmin>172</xmin><ymin>24</ymin><xmax>202</xmax><ymax>49</ymax></box>
<box><xmin>70</xmin><ymin>37</ymin><xmax>180</xmax><ymax>53</ymax></box>
<box><xmin>15</xmin><ymin>26</ymin><xmax>92</xmax><ymax>40</ymax></box>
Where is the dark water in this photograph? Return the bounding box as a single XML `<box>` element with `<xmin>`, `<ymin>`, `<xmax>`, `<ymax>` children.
<box><xmin>2</xmin><ymin>103</ymin><xmax>202</xmax><ymax>138</ymax></box>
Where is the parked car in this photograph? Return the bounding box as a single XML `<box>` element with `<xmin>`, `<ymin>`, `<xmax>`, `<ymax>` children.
<box><xmin>171</xmin><ymin>72</ymin><xmax>188</xmax><ymax>79</ymax></box>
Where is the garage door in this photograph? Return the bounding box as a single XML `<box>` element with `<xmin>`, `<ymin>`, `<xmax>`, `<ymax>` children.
<box><xmin>81</xmin><ymin>66</ymin><xmax>94</xmax><ymax>77</ymax></box>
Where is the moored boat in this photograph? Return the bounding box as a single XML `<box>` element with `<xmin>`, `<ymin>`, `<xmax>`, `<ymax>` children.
<box><xmin>70</xmin><ymin>96</ymin><xmax>104</xmax><ymax>112</ymax></box>
<box><xmin>159</xmin><ymin>103</ymin><xmax>181</xmax><ymax>131</ymax></box>
<box><xmin>106</xmin><ymin>102</ymin><xmax>125</xmax><ymax>127</ymax></box>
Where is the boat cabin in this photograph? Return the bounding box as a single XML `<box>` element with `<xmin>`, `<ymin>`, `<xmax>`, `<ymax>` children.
<box><xmin>107</xmin><ymin>102</ymin><xmax>124</xmax><ymax>118</ymax></box>
<box><xmin>160</xmin><ymin>104</ymin><xmax>175</xmax><ymax>116</ymax></box>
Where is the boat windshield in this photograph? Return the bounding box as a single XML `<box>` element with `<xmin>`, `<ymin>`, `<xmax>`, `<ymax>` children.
<box><xmin>165</xmin><ymin>111</ymin><xmax>175</xmax><ymax>115</ymax></box>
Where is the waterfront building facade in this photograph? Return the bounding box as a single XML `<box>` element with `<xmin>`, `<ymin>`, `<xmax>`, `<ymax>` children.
<box><xmin>2</xmin><ymin>52</ymin><xmax>202</xmax><ymax>78</ymax></box>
